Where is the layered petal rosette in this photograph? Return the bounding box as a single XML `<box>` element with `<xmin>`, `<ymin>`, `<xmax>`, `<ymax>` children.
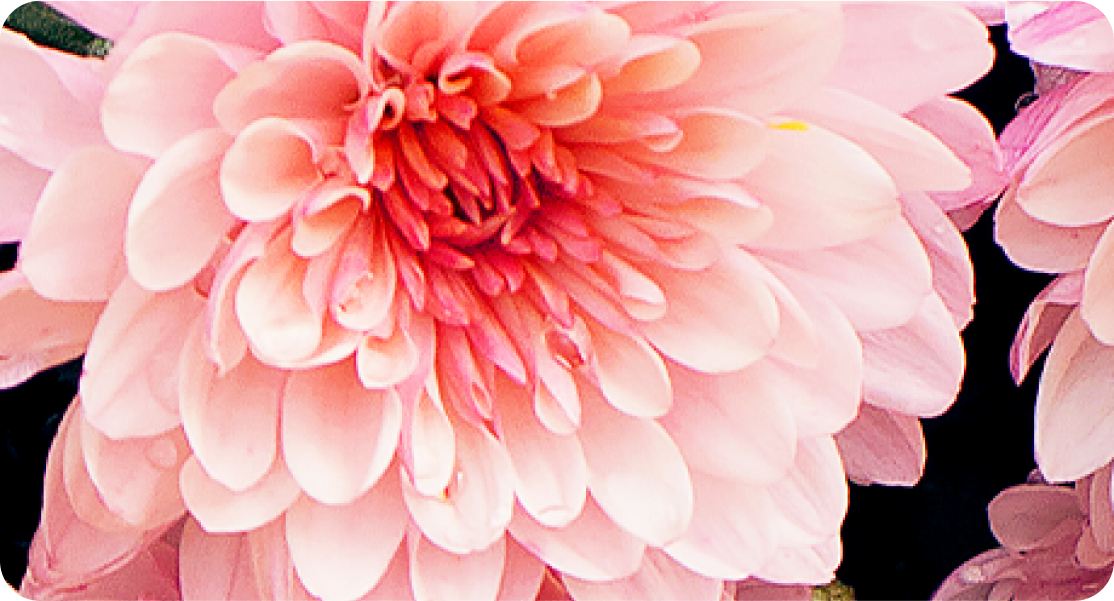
<box><xmin>2</xmin><ymin>2</ymin><xmax>996</xmax><ymax>600</ymax></box>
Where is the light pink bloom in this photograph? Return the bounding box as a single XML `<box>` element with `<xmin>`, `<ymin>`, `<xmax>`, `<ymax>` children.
<box><xmin>2</xmin><ymin>2</ymin><xmax>995</xmax><ymax>600</ymax></box>
<box><xmin>933</xmin><ymin>472</ymin><xmax>1114</xmax><ymax>601</ymax></box>
<box><xmin>990</xmin><ymin>2</ymin><xmax>1114</xmax><ymax>484</ymax></box>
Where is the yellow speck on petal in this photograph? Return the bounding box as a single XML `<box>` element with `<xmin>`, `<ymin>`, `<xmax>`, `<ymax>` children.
<box><xmin>770</xmin><ymin>120</ymin><xmax>809</xmax><ymax>131</ymax></box>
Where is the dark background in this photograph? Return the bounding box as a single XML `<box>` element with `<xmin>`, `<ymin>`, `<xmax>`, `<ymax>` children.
<box><xmin>0</xmin><ymin>17</ymin><xmax>1060</xmax><ymax>601</ymax></box>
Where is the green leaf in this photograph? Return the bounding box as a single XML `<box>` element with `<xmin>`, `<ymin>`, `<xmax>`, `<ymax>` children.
<box><xmin>4</xmin><ymin>2</ymin><xmax>112</xmax><ymax>57</ymax></box>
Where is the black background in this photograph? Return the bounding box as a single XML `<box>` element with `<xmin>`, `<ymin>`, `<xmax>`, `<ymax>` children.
<box><xmin>0</xmin><ymin>22</ymin><xmax>1064</xmax><ymax>601</ymax></box>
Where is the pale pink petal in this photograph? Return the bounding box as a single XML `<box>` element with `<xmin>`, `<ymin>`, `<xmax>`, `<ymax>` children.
<box><xmin>619</xmin><ymin>5</ymin><xmax>843</xmax><ymax>117</ymax></box>
<box><xmin>563</xmin><ymin>549</ymin><xmax>722</xmax><ymax>601</ymax></box>
<box><xmin>1008</xmin><ymin>1</ymin><xmax>1114</xmax><ymax>72</ymax></box>
<box><xmin>1017</xmin><ymin>114</ymin><xmax>1114</xmax><ymax>227</ymax></box>
<box><xmin>213</xmin><ymin>41</ymin><xmax>368</xmax><ymax>133</ymax></box>
<box><xmin>397</xmin><ymin>331</ymin><xmax>456</xmax><ymax>496</ymax></box>
<box><xmin>0</xmin><ymin>145</ymin><xmax>49</xmax><ymax>243</ymax></box>
<box><xmin>109</xmin><ymin>1</ymin><xmax>278</xmax><ymax>59</ymax></box>
<box><xmin>0</xmin><ymin>271</ymin><xmax>101</xmax><ymax>389</ymax></box>
<box><xmin>988</xmin><ymin>484</ymin><xmax>1085</xmax><ymax>551</ymax></box>
<box><xmin>638</xmin><ymin>248</ymin><xmax>778</xmax><ymax>374</ymax></box>
<box><xmin>507</xmin><ymin>499</ymin><xmax>645</xmax><ymax>583</ymax></box>
<box><xmin>905</xmin><ymin>97</ymin><xmax>1007</xmax><ymax>212</ymax></box>
<box><xmin>409</xmin><ymin>533</ymin><xmax>506</xmax><ymax>601</ymax></box>
<box><xmin>496</xmin><ymin>536</ymin><xmax>546</xmax><ymax>601</ymax></box>
<box><xmin>493</xmin><ymin>372</ymin><xmax>587</xmax><ymax>528</ymax></box>
<box><xmin>767</xmin><ymin>436</ymin><xmax>848</xmax><ymax>548</ymax></box>
<box><xmin>825</xmin><ymin>3</ymin><xmax>994</xmax><ymax>113</ymax></box>
<box><xmin>286</xmin><ymin>473</ymin><xmax>408</xmax><ymax>601</ymax></box>
<box><xmin>59</xmin><ymin>406</ymin><xmax>131</xmax><ymax>532</ymax></box>
<box><xmin>746</xmin><ymin>121</ymin><xmax>900</xmax><ymax>251</ymax></box>
<box><xmin>126</xmin><ymin>128</ymin><xmax>236</xmax><ymax>291</ymax></box>
<box><xmin>1011</xmin><ymin>272</ymin><xmax>1082</xmax><ymax>383</ymax></box>
<box><xmin>1081</xmin><ymin>228</ymin><xmax>1114</xmax><ymax>346</ymax></box>
<box><xmin>246</xmin><ymin>517</ymin><xmax>309</xmax><ymax>601</ymax></box>
<box><xmin>220</xmin><ymin>117</ymin><xmax>324</xmax><ymax>223</ymax></box>
<box><xmin>789</xmin><ymin>87</ymin><xmax>972</xmax><ymax>193</ymax></box>
<box><xmin>615</xmin><ymin>110</ymin><xmax>767</xmax><ymax>181</ymax></box>
<box><xmin>264</xmin><ymin>1</ymin><xmax>369</xmax><ymax>51</ymax></box>
<box><xmin>587</xmin><ymin>319</ymin><xmax>671</xmax><ymax>418</ymax></box>
<box><xmin>0</xmin><ymin>29</ymin><xmax>106</xmax><ymax>170</ymax></box>
<box><xmin>179</xmin><ymin>455</ymin><xmax>300</xmax><ymax>534</ymax></box>
<box><xmin>179</xmin><ymin>319</ymin><xmax>285</xmax><ymax>492</ymax></box>
<box><xmin>836</xmin><ymin>403</ymin><xmax>927</xmax><ymax>487</ymax></box>
<box><xmin>663</xmin><ymin>473</ymin><xmax>779</xmax><ymax>579</ymax></box>
<box><xmin>761</xmin><ymin>216</ymin><xmax>932</xmax><ymax>332</ymax></box>
<box><xmin>179</xmin><ymin>520</ymin><xmax>262</xmax><ymax>601</ymax></box>
<box><xmin>753</xmin><ymin>536</ymin><xmax>841</xmax><ymax>586</ymax></box>
<box><xmin>661</xmin><ymin>361</ymin><xmax>797</xmax><ymax>485</ymax></box>
<box><xmin>358</xmin><ymin>542</ymin><xmax>415</xmax><ymax>601</ymax></box>
<box><xmin>1036</xmin><ymin>310</ymin><xmax>1114</xmax><ymax>482</ymax></box>
<box><xmin>860</xmin><ymin>293</ymin><xmax>966</xmax><ymax>418</ymax></box>
<box><xmin>282</xmin><ymin>360</ymin><xmax>402</xmax><ymax>505</ymax></box>
<box><xmin>19</xmin><ymin>146</ymin><xmax>147</xmax><ymax>301</ymax></box>
<box><xmin>79</xmin><ymin>415</ymin><xmax>188</xmax><ymax>529</ymax></box>
<box><xmin>356</xmin><ymin>324</ymin><xmax>421</xmax><ymax>388</ymax></box>
<box><xmin>994</xmin><ymin>186</ymin><xmax>1106</xmax><ymax>274</ymax></box>
<box><xmin>81</xmin><ymin>278</ymin><xmax>204</xmax><ymax>438</ymax></box>
<box><xmin>902</xmin><ymin>191</ymin><xmax>977</xmax><ymax>329</ymax></box>
<box><xmin>578</xmin><ymin>377</ymin><xmax>693</xmax><ymax>548</ymax></box>
<box><xmin>101</xmin><ymin>32</ymin><xmax>258</xmax><ymax>158</ymax></box>
<box><xmin>402</xmin><ymin>417</ymin><xmax>515</xmax><ymax>554</ymax></box>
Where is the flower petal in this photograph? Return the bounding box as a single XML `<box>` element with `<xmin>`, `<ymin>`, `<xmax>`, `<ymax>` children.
<box><xmin>0</xmin><ymin>146</ymin><xmax>49</xmax><ymax>243</ymax></box>
<box><xmin>563</xmin><ymin>549</ymin><xmax>722</xmax><ymax>601</ymax></box>
<box><xmin>995</xmin><ymin>186</ymin><xmax>1105</xmax><ymax>274</ymax></box>
<box><xmin>1036</xmin><ymin>310</ymin><xmax>1114</xmax><ymax>482</ymax></box>
<box><xmin>81</xmin><ymin>278</ymin><xmax>203</xmax><ymax>438</ymax></box>
<box><xmin>835</xmin><ymin>403</ymin><xmax>926</xmax><ymax>487</ymax></box>
<box><xmin>988</xmin><ymin>484</ymin><xmax>1085</xmax><ymax>552</ymax></box>
<box><xmin>1017</xmin><ymin>114</ymin><xmax>1114</xmax><ymax>228</ymax></box>
<box><xmin>19</xmin><ymin>146</ymin><xmax>147</xmax><ymax>301</ymax></box>
<box><xmin>409</xmin><ymin>533</ymin><xmax>506</xmax><ymax>601</ymax></box>
<box><xmin>497</xmin><ymin>536</ymin><xmax>546</xmax><ymax>601</ymax></box>
<box><xmin>588</xmin><ymin>319</ymin><xmax>672</xmax><ymax>418</ymax></box>
<box><xmin>179</xmin><ymin>520</ymin><xmax>261</xmax><ymax>601</ymax></box>
<box><xmin>286</xmin><ymin>473</ymin><xmax>408</xmax><ymax>601</ymax></box>
<box><xmin>766</xmin><ymin>436</ymin><xmax>848</xmax><ymax>547</ymax></box>
<box><xmin>179</xmin><ymin>454</ymin><xmax>300</xmax><ymax>534</ymax></box>
<box><xmin>616</xmin><ymin>110</ymin><xmax>767</xmax><ymax>181</ymax></box>
<box><xmin>282</xmin><ymin>360</ymin><xmax>402</xmax><ymax>505</ymax></box>
<box><xmin>126</xmin><ymin>128</ymin><xmax>236</xmax><ymax>292</ymax></box>
<box><xmin>1013</xmin><ymin>273</ymin><xmax>1083</xmax><ymax>383</ymax></box>
<box><xmin>220</xmin><ymin>117</ymin><xmax>324</xmax><ymax>223</ymax></box>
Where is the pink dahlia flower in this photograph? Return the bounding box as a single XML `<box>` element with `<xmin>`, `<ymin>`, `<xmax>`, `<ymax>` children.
<box><xmin>1</xmin><ymin>2</ymin><xmax>995</xmax><ymax>600</ymax></box>
<box><xmin>990</xmin><ymin>3</ymin><xmax>1114</xmax><ymax>485</ymax></box>
<box><xmin>933</xmin><ymin>472</ymin><xmax>1114</xmax><ymax>601</ymax></box>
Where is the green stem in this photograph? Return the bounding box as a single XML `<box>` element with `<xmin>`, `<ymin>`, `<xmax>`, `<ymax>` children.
<box><xmin>4</xmin><ymin>2</ymin><xmax>112</xmax><ymax>57</ymax></box>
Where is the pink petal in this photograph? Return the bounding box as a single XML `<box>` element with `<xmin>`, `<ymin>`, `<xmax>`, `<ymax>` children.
<box><xmin>563</xmin><ymin>549</ymin><xmax>722</xmax><ymax>601</ymax></box>
<box><xmin>905</xmin><ymin>97</ymin><xmax>1007</xmax><ymax>213</ymax></box>
<box><xmin>661</xmin><ymin>361</ymin><xmax>797</xmax><ymax>485</ymax></box>
<box><xmin>1090</xmin><ymin>463</ymin><xmax>1114</xmax><ymax>552</ymax></box>
<box><xmin>409</xmin><ymin>533</ymin><xmax>506</xmax><ymax>601</ymax></box>
<box><xmin>825</xmin><ymin>3</ymin><xmax>994</xmax><ymax>114</ymax></box>
<box><xmin>1011</xmin><ymin>272</ymin><xmax>1082</xmax><ymax>383</ymax></box>
<box><xmin>1082</xmin><ymin>225</ymin><xmax>1114</xmax><ymax>346</ymax></box>
<box><xmin>286</xmin><ymin>473</ymin><xmax>408</xmax><ymax>601</ymax></box>
<box><xmin>1007</xmin><ymin>1</ymin><xmax>1114</xmax><ymax>72</ymax></box>
<box><xmin>402</xmin><ymin>418</ymin><xmax>516</xmax><ymax>554</ymax></box>
<box><xmin>264</xmin><ymin>1</ymin><xmax>368</xmax><ymax>51</ymax></box>
<box><xmin>213</xmin><ymin>40</ymin><xmax>368</xmax><ymax>133</ymax></box>
<box><xmin>359</xmin><ymin>542</ymin><xmax>415</xmax><ymax>601</ymax></box>
<box><xmin>49</xmin><ymin>2</ymin><xmax>143</xmax><ymax>39</ymax></box>
<box><xmin>81</xmin><ymin>278</ymin><xmax>204</xmax><ymax>438</ymax></box>
<box><xmin>578</xmin><ymin>377</ymin><xmax>693</xmax><ymax>547</ymax></box>
<box><xmin>638</xmin><ymin>248</ymin><xmax>778</xmax><ymax>374</ymax></box>
<box><xmin>78</xmin><ymin>415</ymin><xmax>188</xmax><ymax>529</ymax></box>
<box><xmin>1035</xmin><ymin>310</ymin><xmax>1114</xmax><ymax>482</ymax></box>
<box><xmin>282</xmin><ymin>360</ymin><xmax>402</xmax><ymax>505</ymax></box>
<box><xmin>398</xmin><ymin>334</ymin><xmax>456</xmax><ymax>497</ymax></box>
<box><xmin>493</xmin><ymin>372</ymin><xmax>587</xmax><ymax>528</ymax></box>
<box><xmin>109</xmin><ymin>2</ymin><xmax>277</xmax><ymax>59</ymax></box>
<box><xmin>623</xmin><ymin>5</ymin><xmax>843</xmax><ymax>117</ymax></box>
<box><xmin>587</xmin><ymin>319</ymin><xmax>671</xmax><ymax>418</ymax></box>
<box><xmin>179</xmin><ymin>454</ymin><xmax>300</xmax><ymax>534</ymax></box>
<box><xmin>507</xmin><ymin>499</ymin><xmax>645</xmax><ymax>582</ymax></box>
<box><xmin>102</xmin><ymin>32</ymin><xmax>257</xmax><ymax>158</ymax></box>
<box><xmin>0</xmin><ymin>146</ymin><xmax>49</xmax><ymax>243</ymax></box>
<box><xmin>988</xmin><ymin>484</ymin><xmax>1085</xmax><ymax>552</ymax></box>
<box><xmin>761</xmin><ymin>216</ymin><xmax>932</xmax><ymax>332</ymax></box>
<box><xmin>767</xmin><ymin>436</ymin><xmax>848</xmax><ymax>548</ymax></box>
<box><xmin>19</xmin><ymin>146</ymin><xmax>147</xmax><ymax>301</ymax></box>
<box><xmin>835</xmin><ymin>403</ymin><xmax>926</xmax><ymax>487</ymax></box>
<box><xmin>860</xmin><ymin>293</ymin><xmax>965</xmax><ymax>418</ymax></box>
<box><xmin>126</xmin><ymin>128</ymin><xmax>236</xmax><ymax>291</ymax></box>
<box><xmin>994</xmin><ymin>186</ymin><xmax>1105</xmax><ymax>274</ymax></box>
<box><xmin>331</xmin><ymin>215</ymin><xmax>397</xmax><ymax>331</ymax></box>
<box><xmin>220</xmin><ymin>117</ymin><xmax>324</xmax><ymax>223</ymax></box>
<box><xmin>59</xmin><ymin>407</ymin><xmax>131</xmax><ymax>532</ymax></box>
<box><xmin>0</xmin><ymin>272</ymin><xmax>102</xmax><ymax>389</ymax></box>
<box><xmin>789</xmin><ymin>87</ymin><xmax>972</xmax><ymax>193</ymax></box>
<box><xmin>663</xmin><ymin>473</ymin><xmax>779</xmax><ymax>579</ymax></box>
<box><xmin>753</xmin><ymin>536</ymin><xmax>841</xmax><ymax>586</ymax></box>
<box><xmin>902</xmin><ymin>191</ymin><xmax>976</xmax><ymax>330</ymax></box>
<box><xmin>0</xmin><ymin>30</ymin><xmax>106</xmax><ymax>170</ymax></box>
<box><xmin>496</xmin><ymin>536</ymin><xmax>546</xmax><ymax>601</ymax></box>
<box><xmin>1017</xmin><ymin>114</ymin><xmax>1114</xmax><ymax>227</ymax></box>
<box><xmin>356</xmin><ymin>324</ymin><xmax>421</xmax><ymax>389</ymax></box>
<box><xmin>616</xmin><ymin>110</ymin><xmax>767</xmax><ymax>181</ymax></box>
<box><xmin>179</xmin><ymin>520</ymin><xmax>261</xmax><ymax>601</ymax></box>
<box><xmin>179</xmin><ymin>319</ymin><xmax>285</xmax><ymax>492</ymax></box>
<box><xmin>746</xmin><ymin>121</ymin><xmax>900</xmax><ymax>251</ymax></box>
